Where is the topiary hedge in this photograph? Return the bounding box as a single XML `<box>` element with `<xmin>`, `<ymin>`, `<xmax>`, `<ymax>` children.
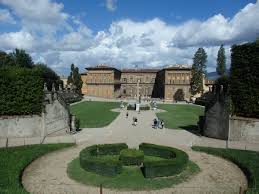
<box><xmin>119</xmin><ymin>148</ymin><xmax>144</xmax><ymax>166</ymax></box>
<box><xmin>139</xmin><ymin>143</ymin><xmax>189</xmax><ymax>178</ymax></box>
<box><xmin>230</xmin><ymin>41</ymin><xmax>259</xmax><ymax>118</ymax></box>
<box><xmin>140</xmin><ymin>106</ymin><xmax>150</xmax><ymax>110</ymax></box>
<box><xmin>79</xmin><ymin>143</ymin><xmax>128</xmax><ymax>177</ymax></box>
<box><xmin>0</xmin><ymin>66</ymin><xmax>44</xmax><ymax>115</ymax></box>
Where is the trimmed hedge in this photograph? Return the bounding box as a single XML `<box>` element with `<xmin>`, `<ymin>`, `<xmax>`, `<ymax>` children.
<box><xmin>127</xmin><ymin>104</ymin><xmax>135</xmax><ymax>110</ymax></box>
<box><xmin>79</xmin><ymin>143</ymin><xmax>128</xmax><ymax>177</ymax></box>
<box><xmin>127</xmin><ymin>104</ymin><xmax>150</xmax><ymax>110</ymax></box>
<box><xmin>230</xmin><ymin>41</ymin><xmax>259</xmax><ymax>118</ymax></box>
<box><xmin>139</xmin><ymin>143</ymin><xmax>189</xmax><ymax>178</ymax></box>
<box><xmin>0</xmin><ymin>66</ymin><xmax>43</xmax><ymax>115</ymax></box>
<box><xmin>119</xmin><ymin>149</ymin><xmax>144</xmax><ymax>166</ymax></box>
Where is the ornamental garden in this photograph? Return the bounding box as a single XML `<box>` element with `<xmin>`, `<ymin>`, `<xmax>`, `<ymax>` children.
<box><xmin>0</xmin><ymin>40</ymin><xmax>259</xmax><ymax>194</ymax></box>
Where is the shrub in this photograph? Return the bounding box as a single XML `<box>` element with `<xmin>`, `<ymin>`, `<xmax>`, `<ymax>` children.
<box><xmin>75</xmin><ymin>117</ymin><xmax>80</xmax><ymax>130</ymax></box>
<box><xmin>0</xmin><ymin>66</ymin><xmax>43</xmax><ymax>115</ymax></box>
<box><xmin>79</xmin><ymin>143</ymin><xmax>128</xmax><ymax>177</ymax></box>
<box><xmin>140</xmin><ymin>106</ymin><xmax>150</xmax><ymax>110</ymax></box>
<box><xmin>139</xmin><ymin>143</ymin><xmax>189</xmax><ymax>178</ymax></box>
<box><xmin>127</xmin><ymin>104</ymin><xmax>135</xmax><ymax>110</ymax></box>
<box><xmin>119</xmin><ymin>149</ymin><xmax>144</xmax><ymax>166</ymax></box>
<box><xmin>230</xmin><ymin>41</ymin><xmax>259</xmax><ymax>118</ymax></box>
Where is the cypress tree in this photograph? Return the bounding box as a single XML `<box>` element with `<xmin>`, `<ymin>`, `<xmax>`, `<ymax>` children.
<box><xmin>216</xmin><ymin>44</ymin><xmax>226</xmax><ymax>76</ymax></box>
<box><xmin>190</xmin><ymin>48</ymin><xmax>207</xmax><ymax>95</ymax></box>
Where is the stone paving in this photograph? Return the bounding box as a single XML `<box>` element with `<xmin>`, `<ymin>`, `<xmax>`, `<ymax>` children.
<box><xmin>22</xmin><ymin>108</ymin><xmax>248</xmax><ymax>194</ymax></box>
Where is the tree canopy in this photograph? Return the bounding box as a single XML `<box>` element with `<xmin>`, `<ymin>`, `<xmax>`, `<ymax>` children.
<box><xmin>67</xmin><ymin>63</ymin><xmax>83</xmax><ymax>94</ymax></box>
<box><xmin>216</xmin><ymin>44</ymin><xmax>226</xmax><ymax>76</ymax></box>
<box><xmin>190</xmin><ymin>48</ymin><xmax>207</xmax><ymax>95</ymax></box>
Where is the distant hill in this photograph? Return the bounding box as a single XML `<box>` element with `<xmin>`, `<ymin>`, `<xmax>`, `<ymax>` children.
<box><xmin>206</xmin><ymin>72</ymin><xmax>219</xmax><ymax>80</ymax></box>
<box><xmin>206</xmin><ymin>70</ymin><xmax>230</xmax><ymax>80</ymax></box>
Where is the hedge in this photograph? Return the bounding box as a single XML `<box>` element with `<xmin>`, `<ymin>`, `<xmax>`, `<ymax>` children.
<box><xmin>230</xmin><ymin>41</ymin><xmax>259</xmax><ymax>118</ymax></box>
<box><xmin>79</xmin><ymin>143</ymin><xmax>128</xmax><ymax>177</ymax></box>
<box><xmin>127</xmin><ymin>104</ymin><xmax>150</xmax><ymax>110</ymax></box>
<box><xmin>139</xmin><ymin>143</ymin><xmax>189</xmax><ymax>178</ymax></box>
<box><xmin>119</xmin><ymin>149</ymin><xmax>144</xmax><ymax>166</ymax></box>
<box><xmin>0</xmin><ymin>66</ymin><xmax>43</xmax><ymax>115</ymax></box>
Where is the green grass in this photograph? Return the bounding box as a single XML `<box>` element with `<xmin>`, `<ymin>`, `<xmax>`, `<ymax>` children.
<box><xmin>67</xmin><ymin>157</ymin><xmax>200</xmax><ymax>190</ymax></box>
<box><xmin>192</xmin><ymin>146</ymin><xmax>259</xmax><ymax>194</ymax></box>
<box><xmin>157</xmin><ymin>104</ymin><xmax>204</xmax><ymax>130</ymax></box>
<box><xmin>70</xmin><ymin>101</ymin><xmax>120</xmax><ymax>128</ymax></box>
<box><xmin>0</xmin><ymin>143</ymin><xmax>74</xmax><ymax>194</ymax></box>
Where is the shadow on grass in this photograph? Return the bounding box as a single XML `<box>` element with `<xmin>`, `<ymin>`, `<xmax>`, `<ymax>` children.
<box><xmin>179</xmin><ymin>125</ymin><xmax>202</xmax><ymax>136</ymax></box>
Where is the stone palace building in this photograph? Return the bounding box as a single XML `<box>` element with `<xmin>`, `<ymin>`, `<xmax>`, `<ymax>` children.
<box><xmin>80</xmin><ymin>64</ymin><xmax>198</xmax><ymax>101</ymax></box>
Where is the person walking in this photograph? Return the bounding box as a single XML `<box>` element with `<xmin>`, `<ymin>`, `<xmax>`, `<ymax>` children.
<box><xmin>161</xmin><ymin>120</ymin><xmax>164</xmax><ymax>129</ymax></box>
<box><xmin>153</xmin><ymin>118</ymin><xmax>157</xmax><ymax>129</ymax></box>
<box><xmin>135</xmin><ymin>117</ymin><xmax>138</xmax><ymax>126</ymax></box>
<box><xmin>126</xmin><ymin>112</ymin><xmax>129</xmax><ymax>118</ymax></box>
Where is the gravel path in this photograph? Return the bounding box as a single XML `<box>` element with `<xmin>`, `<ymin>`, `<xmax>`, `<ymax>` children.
<box><xmin>22</xmin><ymin>108</ymin><xmax>248</xmax><ymax>194</ymax></box>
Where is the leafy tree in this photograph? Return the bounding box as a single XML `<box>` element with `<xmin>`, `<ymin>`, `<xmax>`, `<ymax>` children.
<box><xmin>33</xmin><ymin>63</ymin><xmax>61</xmax><ymax>91</ymax></box>
<box><xmin>190</xmin><ymin>48</ymin><xmax>207</xmax><ymax>95</ymax></box>
<box><xmin>11</xmin><ymin>48</ymin><xmax>34</xmax><ymax>68</ymax></box>
<box><xmin>67</xmin><ymin>63</ymin><xmax>83</xmax><ymax>94</ymax></box>
<box><xmin>174</xmin><ymin>89</ymin><xmax>184</xmax><ymax>101</ymax></box>
<box><xmin>0</xmin><ymin>50</ymin><xmax>15</xmax><ymax>66</ymax></box>
<box><xmin>216</xmin><ymin>44</ymin><xmax>226</xmax><ymax>76</ymax></box>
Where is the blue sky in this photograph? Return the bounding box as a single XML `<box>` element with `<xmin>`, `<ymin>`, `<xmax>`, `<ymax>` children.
<box><xmin>0</xmin><ymin>0</ymin><xmax>258</xmax><ymax>75</ymax></box>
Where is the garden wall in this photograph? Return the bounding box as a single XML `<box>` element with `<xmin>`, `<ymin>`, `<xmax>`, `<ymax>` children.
<box><xmin>0</xmin><ymin>93</ymin><xmax>70</xmax><ymax>139</ymax></box>
<box><xmin>229</xmin><ymin>116</ymin><xmax>259</xmax><ymax>143</ymax></box>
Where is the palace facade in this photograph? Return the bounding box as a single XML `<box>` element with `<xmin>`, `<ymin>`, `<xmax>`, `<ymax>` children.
<box><xmin>81</xmin><ymin>64</ymin><xmax>195</xmax><ymax>101</ymax></box>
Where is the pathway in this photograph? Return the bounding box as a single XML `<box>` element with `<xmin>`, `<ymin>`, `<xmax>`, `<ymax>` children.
<box><xmin>22</xmin><ymin>108</ymin><xmax>248</xmax><ymax>194</ymax></box>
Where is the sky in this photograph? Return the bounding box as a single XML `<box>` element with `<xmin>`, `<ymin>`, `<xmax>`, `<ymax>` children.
<box><xmin>0</xmin><ymin>0</ymin><xmax>258</xmax><ymax>75</ymax></box>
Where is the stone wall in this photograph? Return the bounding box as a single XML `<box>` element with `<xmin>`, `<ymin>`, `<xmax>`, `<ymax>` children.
<box><xmin>229</xmin><ymin>116</ymin><xmax>259</xmax><ymax>143</ymax></box>
<box><xmin>0</xmin><ymin>91</ymin><xmax>70</xmax><ymax>139</ymax></box>
<box><xmin>0</xmin><ymin>115</ymin><xmax>42</xmax><ymax>137</ymax></box>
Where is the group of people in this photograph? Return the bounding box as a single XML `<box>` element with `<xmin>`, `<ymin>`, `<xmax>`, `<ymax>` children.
<box><xmin>153</xmin><ymin>118</ymin><xmax>164</xmax><ymax>129</ymax></box>
<box><xmin>126</xmin><ymin>112</ymin><xmax>138</xmax><ymax>126</ymax></box>
<box><xmin>126</xmin><ymin>112</ymin><xmax>164</xmax><ymax>129</ymax></box>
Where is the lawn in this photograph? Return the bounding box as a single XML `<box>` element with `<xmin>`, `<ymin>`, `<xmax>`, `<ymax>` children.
<box><xmin>192</xmin><ymin>146</ymin><xmax>259</xmax><ymax>194</ymax></box>
<box><xmin>156</xmin><ymin>104</ymin><xmax>204</xmax><ymax>130</ymax></box>
<box><xmin>67</xmin><ymin>156</ymin><xmax>200</xmax><ymax>190</ymax></box>
<box><xmin>0</xmin><ymin>143</ymin><xmax>74</xmax><ymax>194</ymax></box>
<box><xmin>70</xmin><ymin>101</ymin><xmax>120</xmax><ymax>128</ymax></box>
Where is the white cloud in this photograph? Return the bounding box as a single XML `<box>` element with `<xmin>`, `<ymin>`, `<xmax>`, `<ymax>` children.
<box><xmin>0</xmin><ymin>0</ymin><xmax>69</xmax><ymax>33</ymax></box>
<box><xmin>0</xmin><ymin>1</ymin><xmax>258</xmax><ymax>75</ymax></box>
<box><xmin>106</xmin><ymin>0</ymin><xmax>117</xmax><ymax>12</ymax></box>
<box><xmin>0</xmin><ymin>8</ymin><xmax>16</xmax><ymax>24</ymax></box>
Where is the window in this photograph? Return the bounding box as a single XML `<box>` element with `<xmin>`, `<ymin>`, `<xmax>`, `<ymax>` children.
<box><xmin>123</xmin><ymin>78</ymin><xmax>127</xmax><ymax>82</ymax></box>
<box><xmin>123</xmin><ymin>89</ymin><xmax>126</xmax><ymax>94</ymax></box>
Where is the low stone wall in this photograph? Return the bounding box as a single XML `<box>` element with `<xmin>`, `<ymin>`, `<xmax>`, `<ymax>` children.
<box><xmin>229</xmin><ymin>116</ymin><xmax>259</xmax><ymax>143</ymax></box>
<box><xmin>0</xmin><ymin>115</ymin><xmax>43</xmax><ymax>138</ymax></box>
<box><xmin>0</xmin><ymin>98</ymin><xmax>70</xmax><ymax>140</ymax></box>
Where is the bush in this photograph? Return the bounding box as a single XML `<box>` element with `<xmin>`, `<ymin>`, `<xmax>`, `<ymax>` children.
<box><xmin>140</xmin><ymin>106</ymin><xmax>150</xmax><ymax>110</ymax></box>
<box><xmin>119</xmin><ymin>149</ymin><xmax>144</xmax><ymax>166</ymax></box>
<box><xmin>230</xmin><ymin>41</ymin><xmax>259</xmax><ymax>118</ymax></box>
<box><xmin>79</xmin><ymin>143</ymin><xmax>128</xmax><ymax>177</ymax></box>
<box><xmin>0</xmin><ymin>66</ymin><xmax>43</xmax><ymax>115</ymax></box>
<box><xmin>75</xmin><ymin>117</ymin><xmax>80</xmax><ymax>130</ymax></box>
<box><xmin>127</xmin><ymin>104</ymin><xmax>135</xmax><ymax>110</ymax></box>
<box><xmin>139</xmin><ymin>143</ymin><xmax>189</xmax><ymax>178</ymax></box>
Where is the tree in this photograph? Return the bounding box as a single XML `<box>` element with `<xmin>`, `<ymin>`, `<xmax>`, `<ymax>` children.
<box><xmin>67</xmin><ymin>64</ymin><xmax>83</xmax><ymax>94</ymax></box>
<box><xmin>216</xmin><ymin>44</ymin><xmax>226</xmax><ymax>76</ymax></box>
<box><xmin>190</xmin><ymin>48</ymin><xmax>207</xmax><ymax>95</ymax></box>
<box><xmin>11</xmin><ymin>48</ymin><xmax>34</xmax><ymax>68</ymax></box>
<box><xmin>33</xmin><ymin>63</ymin><xmax>61</xmax><ymax>91</ymax></box>
<box><xmin>0</xmin><ymin>51</ymin><xmax>15</xmax><ymax>67</ymax></box>
<box><xmin>174</xmin><ymin>89</ymin><xmax>184</xmax><ymax>101</ymax></box>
